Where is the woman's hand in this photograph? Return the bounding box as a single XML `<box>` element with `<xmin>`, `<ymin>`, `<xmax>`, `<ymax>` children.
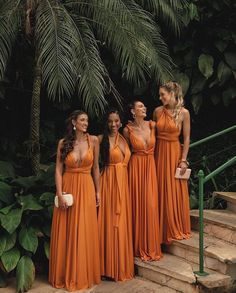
<box><xmin>178</xmin><ymin>161</ymin><xmax>188</xmax><ymax>175</ymax></box>
<box><xmin>58</xmin><ymin>195</ymin><xmax>68</xmax><ymax>209</ymax></box>
<box><xmin>95</xmin><ymin>192</ymin><xmax>100</xmax><ymax>207</ymax></box>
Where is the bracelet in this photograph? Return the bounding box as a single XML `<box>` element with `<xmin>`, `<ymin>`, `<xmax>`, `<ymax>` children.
<box><xmin>180</xmin><ymin>159</ymin><xmax>189</xmax><ymax>166</ymax></box>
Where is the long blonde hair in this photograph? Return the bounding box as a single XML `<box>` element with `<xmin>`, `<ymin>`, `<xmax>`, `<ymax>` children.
<box><xmin>160</xmin><ymin>81</ymin><xmax>184</xmax><ymax>125</ymax></box>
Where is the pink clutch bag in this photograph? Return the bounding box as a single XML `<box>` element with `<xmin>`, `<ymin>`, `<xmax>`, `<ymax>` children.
<box><xmin>175</xmin><ymin>168</ymin><xmax>191</xmax><ymax>180</ymax></box>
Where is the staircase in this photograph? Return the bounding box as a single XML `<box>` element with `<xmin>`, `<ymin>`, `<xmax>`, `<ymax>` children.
<box><xmin>135</xmin><ymin>192</ymin><xmax>236</xmax><ymax>293</ymax></box>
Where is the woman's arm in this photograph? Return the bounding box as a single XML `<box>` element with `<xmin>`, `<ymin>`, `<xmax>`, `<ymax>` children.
<box><xmin>123</xmin><ymin>127</ymin><xmax>130</xmax><ymax>144</ymax></box>
<box><xmin>92</xmin><ymin>136</ymin><xmax>100</xmax><ymax>206</ymax></box>
<box><xmin>55</xmin><ymin>139</ymin><xmax>68</xmax><ymax>208</ymax></box>
<box><xmin>179</xmin><ymin>109</ymin><xmax>191</xmax><ymax>175</ymax></box>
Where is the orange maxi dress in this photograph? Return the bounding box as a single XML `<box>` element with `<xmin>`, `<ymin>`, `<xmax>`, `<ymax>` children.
<box><xmin>126</xmin><ymin>121</ymin><xmax>162</xmax><ymax>261</ymax></box>
<box><xmin>49</xmin><ymin>135</ymin><xmax>100</xmax><ymax>291</ymax></box>
<box><xmin>155</xmin><ymin>107</ymin><xmax>191</xmax><ymax>244</ymax></box>
<box><xmin>98</xmin><ymin>134</ymin><xmax>134</xmax><ymax>281</ymax></box>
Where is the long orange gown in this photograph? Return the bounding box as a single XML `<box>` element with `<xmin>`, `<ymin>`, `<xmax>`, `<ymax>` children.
<box><xmin>98</xmin><ymin>134</ymin><xmax>134</xmax><ymax>281</ymax></box>
<box><xmin>49</xmin><ymin>134</ymin><xmax>100</xmax><ymax>291</ymax></box>
<box><xmin>126</xmin><ymin>121</ymin><xmax>162</xmax><ymax>261</ymax></box>
<box><xmin>155</xmin><ymin>107</ymin><xmax>191</xmax><ymax>244</ymax></box>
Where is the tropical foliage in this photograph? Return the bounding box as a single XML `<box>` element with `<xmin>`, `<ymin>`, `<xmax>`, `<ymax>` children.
<box><xmin>170</xmin><ymin>0</ymin><xmax>236</xmax><ymax>113</ymax></box>
<box><xmin>0</xmin><ymin>0</ymin><xmax>188</xmax><ymax>174</ymax></box>
<box><xmin>0</xmin><ymin>161</ymin><xmax>55</xmax><ymax>292</ymax></box>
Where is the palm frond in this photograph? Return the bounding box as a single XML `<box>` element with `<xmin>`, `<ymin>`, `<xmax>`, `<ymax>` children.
<box><xmin>0</xmin><ymin>0</ymin><xmax>21</xmax><ymax>79</ymax></box>
<box><xmin>35</xmin><ymin>0</ymin><xmax>77</xmax><ymax>101</ymax></box>
<box><xmin>136</xmin><ymin>0</ymin><xmax>189</xmax><ymax>36</ymax></box>
<box><xmin>67</xmin><ymin>0</ymin><xmax>172</xmax><ymax>85</ymax></box>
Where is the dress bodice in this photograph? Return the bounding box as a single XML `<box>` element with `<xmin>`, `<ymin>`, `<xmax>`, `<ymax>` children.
<box><xmin>108</xmin><ymin>133</ymin><xmax>130</xmax><ymax>166</ymax></box>
<box><xmin>156</xmin><ymin>108</ymin><xmax>180</xmax><ymax>142</ymax></box>
<box><xmin>64</xmin><ymin>134</ymin><xmax>93</xmax><ymax>173</ymax></box>
<box><xmin>126</xmin><ymin>121</ymin><xmax>156</xmax><ymax>155</ymax></box>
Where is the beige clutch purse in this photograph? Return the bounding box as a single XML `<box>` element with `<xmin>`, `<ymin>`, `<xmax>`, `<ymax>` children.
<box><xmin>54</xmin><ymin>193</ymin><xmax>73</xmax><ymax>208</ymax></box>
<box><xmin>175</xmin><ymin>168</ymin><xmax>191</xmax><ymax>180</ymax></box>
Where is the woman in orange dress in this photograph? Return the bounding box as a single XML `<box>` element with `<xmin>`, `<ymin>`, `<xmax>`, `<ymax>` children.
<box><xmin>153</xmin><ymin>81</ymin><xmax>191</xmax><ymax>244</ymax></box>
<box><xmin>49</xmin><ymin>110</ymin><xmax>101</xmax><ymax>291</ymax></box>
<box><xmin>98</xmin><ymin>110</ymin><xmax>134</xmax><ymax>281</ymax></box>
<box><xmin>123</xmin><ymin>101</ymin><xmax>162</xmax><ymax>261</ymax></box>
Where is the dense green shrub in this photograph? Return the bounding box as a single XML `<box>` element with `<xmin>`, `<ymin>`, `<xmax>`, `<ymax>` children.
<box><xmin>0</xmin><ymin>161</ymin><xmax>55</xmax><ymax>292</ymax></box>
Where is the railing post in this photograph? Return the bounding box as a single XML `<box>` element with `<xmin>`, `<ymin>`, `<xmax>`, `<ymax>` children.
<box><xmin>194</xmin><ymin>170</ymin><xmax>209</xmax><ymax>276</ymax></box>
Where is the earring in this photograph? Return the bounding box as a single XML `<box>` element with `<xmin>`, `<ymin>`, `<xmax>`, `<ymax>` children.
<box><xmin>120</xmin><ymin>123</ymin><xmax>123</xmax><ymax>128</ymax></box>
<box><xmin>132</xmin><ymin>113</ymin><xmax>136</xmax><ymax>119</ymax></box>
<box><xmin>73</xmin><ymin>125</ymin><xmax>76</xmax><ymax>131</ymax></box>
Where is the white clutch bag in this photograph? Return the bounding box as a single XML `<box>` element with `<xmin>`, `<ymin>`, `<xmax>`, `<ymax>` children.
<box><xmin>54</xmin><ymin>193</ymin><xmax>73</xmax><ymax>208</ymax></box>
<box><xmin>175</xmin><ymin>168</ymin><xmax>191</xmax><ymax>180</ymax></box>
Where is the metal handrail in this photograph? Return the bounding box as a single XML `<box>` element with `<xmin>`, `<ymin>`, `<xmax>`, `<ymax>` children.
<box><xmin>190</xmin><ymin>125</ymin><xmax>236</xmax><ymax>277</ymax></box>
<box><xmin>190</xmin><ymin>124</ymin><xmax>236</xmax><ymax>149</ymax></box>
<box><xmin>194</xmin><ymin>156</ymin><xmax>236</xmax><ymax>276</ymax></box>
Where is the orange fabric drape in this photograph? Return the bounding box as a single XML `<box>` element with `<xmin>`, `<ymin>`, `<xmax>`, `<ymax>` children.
<box><xmin>49</xmin><ymin>135</ymin><xmax>100</xmax><ymax>291</ymax></box>
<box><xmin>127</xmin><ymin>121</ymin><xmax>162</xmax><ymax>261</ymax></box>
<box><xmin>155</xmin><ymin>108</ymin><xmax>191</xmax><ymax>244</ymax></box>
<box><xmin>98</xmin><ymin>134</ymin><xmax>134</xmax><ymax>281</ymax></box>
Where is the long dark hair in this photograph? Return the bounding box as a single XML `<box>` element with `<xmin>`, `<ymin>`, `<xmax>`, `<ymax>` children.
<box><xmin>60</xmin><ymin>110</ymin><xmax>87</xmax><ymax>161</ymax></box>
<box><xmin>100</xmin><ymin>109</ymin><xmax>121</xmax><ymax>170</ymax></box>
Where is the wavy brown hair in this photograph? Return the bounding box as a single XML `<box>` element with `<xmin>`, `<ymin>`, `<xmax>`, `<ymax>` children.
<box><xmin>60</xmin><ymin>110</ymin><xmax>87</xmax><ymax>161</ymax></box>
<box><xmin>160</xmin><ymin>81</ymin><xmax>184</xmax><ymax>125</ymax></box>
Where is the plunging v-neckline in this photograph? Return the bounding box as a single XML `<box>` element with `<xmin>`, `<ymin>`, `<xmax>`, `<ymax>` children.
<box><xmin>71</xmin><ymin>135</ymin><xmax>90</xmax><ymax>167</ymax></box>
<box><xmin>129</xmin><ymin>122</ymin><xmax>151</xmax><ymax>151</ymax></box>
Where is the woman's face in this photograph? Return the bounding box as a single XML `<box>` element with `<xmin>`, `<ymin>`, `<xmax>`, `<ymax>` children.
<box><xmin>73</xmin><ymin>114</ymin><xmax>88</xmax><ymax>132</ymax></box>
<box><xmin>159</xmin><ymin>87</ymin><xmax>175</xmax><ymax>106</ymax></box>
<box><xmin>132</xmin><ymin>101</ymin><xmax>147</xmax><ymax>118</ymax></box>
<box><xmin>107</xmin><ymin>112</ymin><xmax>121</xmax><ymax>134</ymax></box>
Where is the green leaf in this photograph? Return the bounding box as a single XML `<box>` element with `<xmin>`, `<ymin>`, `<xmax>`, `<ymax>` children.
<box><xmin>222</xmin><ymin>87</ymin><xmax>236</xmax><ymax>106</ymax></box>
<box><xmin>4</xmin><ymin>232</ymin><xmax>17</xmax><ymax>252</ymax></box>
<box><xmin>16</xmin><ymin>256</ymin><xmax>35</xmax><ymax>293</ymax></box>
<box><xmin>0</xmin><ymin>271</ymin><xmax>7</xmax><ymax>288</ymax></box>
<box><xmin>12</xmin><ymin>176</ymin><xmax>38</xmax><ymax>190</ymax></box>
<box><xmin>225</xmin><ymin>51</ymin><xmax>236</xmax><ymax>70</ymax></box>
<box><xmin>0</xmin><ymin>208</ymin><xmax>22</xmax><ymax>234</ymax></box>
<box><xmin>42</xmin><ymin>224</ymin><xmax>51</xmax><ymax>237</ymax></box>
<box><xmin>189</xmin><ymin>194</ymin><xmax>198</xmax><ymax>209</ymax></box>
<box><xmin>0</xmin><ymin>203</ymin><xmax>15</xmax><ymax>215</ymax></box>
<box><xmin>215</xmin><ymin>40</ymin><xmax>227</xmax><ymax>52</ymax></box>
<box><xmin>19</xmin><ymin>228</ymin><xmax>38</xmax><ymax>254</ymax></box>
<box><xmin>39</xmin><ymin>192</ymin><xmax>55</xmax><ymax>206</ymax></box>
<box><xmin>190</xmin><ymin>75</ymin><xmax>206</xmax><ymax>95</ymax></box>
<box><xmin>1</xmin><ymin>248</ymin><xmax>20</xmax><ymax>272</ymax></box>
<box><xmin>189</xmin><ymin>3</ymin><xmax>199</xmax><ymax>20</ymax></box>
<box><xmin>0</xmin><ymin>234</ymin><xmax>6</xmax><ymax>256</ymax></box>
<box><xmin>217</xmin><ymin>61</ymin><xmax>232</xmax><ymax>84</ymax></box>
<box><xmin>19</xmin><ymin>194</ymin><xmax>43</xmax><ymax>211</ymax></box>
<box><xmin>198</xmin><ymin>54</ymin><xmax>214</xmax><ymax>79</ymax></box>
<box><xmin>0</xmin><ymin>161</ymin><xmax>15</xmax><ymax>178</ymax></box>
<box><xmin>173</xmin><ymin>71</ymin><xmax>190</xmax><ymax>96</ymax></box>
<box><xmin>191</xmin><ymin>94</ymin><xmax>203</xmax><ymax>114</ymax></box>
<box><xmin>0</xmin><ymin>182</ymin><xmax>13</xmax><ymax>204</ymax></box>
<box><xmin>44</xmin><ymin>241</ymin><xmax>50</xmax><ymax>259</ymax></box>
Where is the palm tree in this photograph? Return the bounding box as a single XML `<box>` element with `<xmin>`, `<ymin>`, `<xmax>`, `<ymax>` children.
<box><xmin>0</xmin><ymin>0</ymin><xmax>188</xmax><ymax>174</ymax></box>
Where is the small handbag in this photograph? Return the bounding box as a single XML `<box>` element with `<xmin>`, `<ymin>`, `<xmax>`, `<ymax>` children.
<box><xmin>175</xmin><ymin>167</ymin><xmax>191</xmax><ymax>180</ymax></box>
<box><xmin>54</xmin><ymin>193</ymin><xmax>73</xmax><ymax>208</ymax></box>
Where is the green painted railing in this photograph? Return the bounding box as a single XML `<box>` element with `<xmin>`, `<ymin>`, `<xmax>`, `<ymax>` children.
<box><xmin>189</xmin><ymin>124</ymin><xmax>236</xmax><ymax>276</ymax></box>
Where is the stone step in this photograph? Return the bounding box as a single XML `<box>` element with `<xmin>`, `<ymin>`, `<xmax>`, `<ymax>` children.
<box><xmin>134</xmin><ymin>253</ymin><xmax>231</xmax><ymax>293</ymax></box>
<box><xmin>164</xmin><ymin>231</ymin><xmax>236</xmax><ymax>280</ymax></box>
<box><xmin>191</xmin><ymin>209</ymin><xmax>236</xmax><ymax>245</ymax></box>
<box><xmin>213</xmin><ymin>192</ymin><xmax>236</xmax><ymax>212</ymax></box>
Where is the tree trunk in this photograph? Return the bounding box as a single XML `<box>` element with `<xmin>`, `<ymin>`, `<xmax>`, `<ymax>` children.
<box><xmin>30</xmin><ymin>60</ymin><xmax>41</xmax><ymax>175</ymax></box>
